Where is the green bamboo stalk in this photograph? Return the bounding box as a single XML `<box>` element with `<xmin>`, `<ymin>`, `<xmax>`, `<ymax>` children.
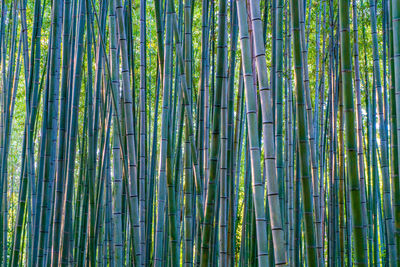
<box><xmin>298</xmin><ymin>3</ymin><xmax>323</xmax><ymax>257</ymax></box>
<box><xmin>199</xmin><ymin>0</ymin><xmax>228</xmax><ymax>263</ymax></box>
<box><xmin>35</xmin><ymin>0</ymin><xmax>62</xmax><ymax>263</ymax></box>
<box><xmin>109</xmin><ymin>0</ymin><xmax>123</xmax><ymax>264</ymax></box>
<box><xmin>275</xmin><ymin>0</ymin><xmax>284</xmax><ymax>224</ymax></box>
<box><xmin>290</xmin><ymin>0</ymin><xmax>318</xmax><ymax>264</ymax></box>
<box><xmin>388</xmin><ymin>1</ymin><xmax>400</xmax><ymax>264</ymax></box>
<box><xmin>153</xmin><ymin>0</ymin><xmax>173</xmax><ymax>263</ymax></box>
<box><xmin>351</xmin><ymin>1</ymin><xmax>368</xmax><ymax>260</ymax></box>
<box><xmin>139</xmin><ymin>0</ymin><xmax>147</xmax><ymax>261</ymax></box>
<box><xmin>50</xmin><ymin>0</ymin><xmax>72</xmax><ymax>262</ymax></box>
<box><xmin>368</xmin><ymin>0</ymin><xmax>396</xmax><ymax>263</ymax></box>
<box><xmin>114</xmin><ymin>0</ymin><xmax>142</xmax><ymax>263</ymax></box>
<box><xmin>339</xmin><ymin>0</ymin><xmax>368</xmax><ymax>264</ymax></box>
<box><xmin>183</xmin><ymin>0</ymin><xmax>194</xmax><ymax>264</ymax></box>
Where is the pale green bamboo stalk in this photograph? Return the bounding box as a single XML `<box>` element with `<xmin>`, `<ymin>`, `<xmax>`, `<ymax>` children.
<box><xmin>109</xmin><ymin>0</ymin><xmax>123</xmax><ymax>263</ymax></box>
<box><xmin>35</xmin><ymin>0</ymin><xmax>62</xmax><ymax>263</ymax></box>
<box><xmin>153</xmin><ymin>0</ymin><xmax>173</xmax><ymax>263</ymax></box>
<box><xmin>247</xmin><ymin>0</ymin><xmax>287</xmax><ymax>264</ymax></box>
<box><xmin>114</xmin><ymin>0</ymin><xmax>142</xmax><ymax>263</ymax></box>
<box><xmin>236</xmin><ymin>0</ymin><xmax>279</xmax><ymax>265</ymax></box>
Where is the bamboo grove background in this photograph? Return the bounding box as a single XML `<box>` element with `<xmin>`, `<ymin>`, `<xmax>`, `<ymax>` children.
<box><xmin>0</xmin><ymin>0</ymin><xmax>399</xmax><ymax>265</ymax></box>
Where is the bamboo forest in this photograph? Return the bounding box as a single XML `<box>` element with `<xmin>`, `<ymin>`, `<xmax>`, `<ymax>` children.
<box><xmin>2</xmin><ymin>0</ymin><xmax>400</xmax><ymax>265</ymax></box>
